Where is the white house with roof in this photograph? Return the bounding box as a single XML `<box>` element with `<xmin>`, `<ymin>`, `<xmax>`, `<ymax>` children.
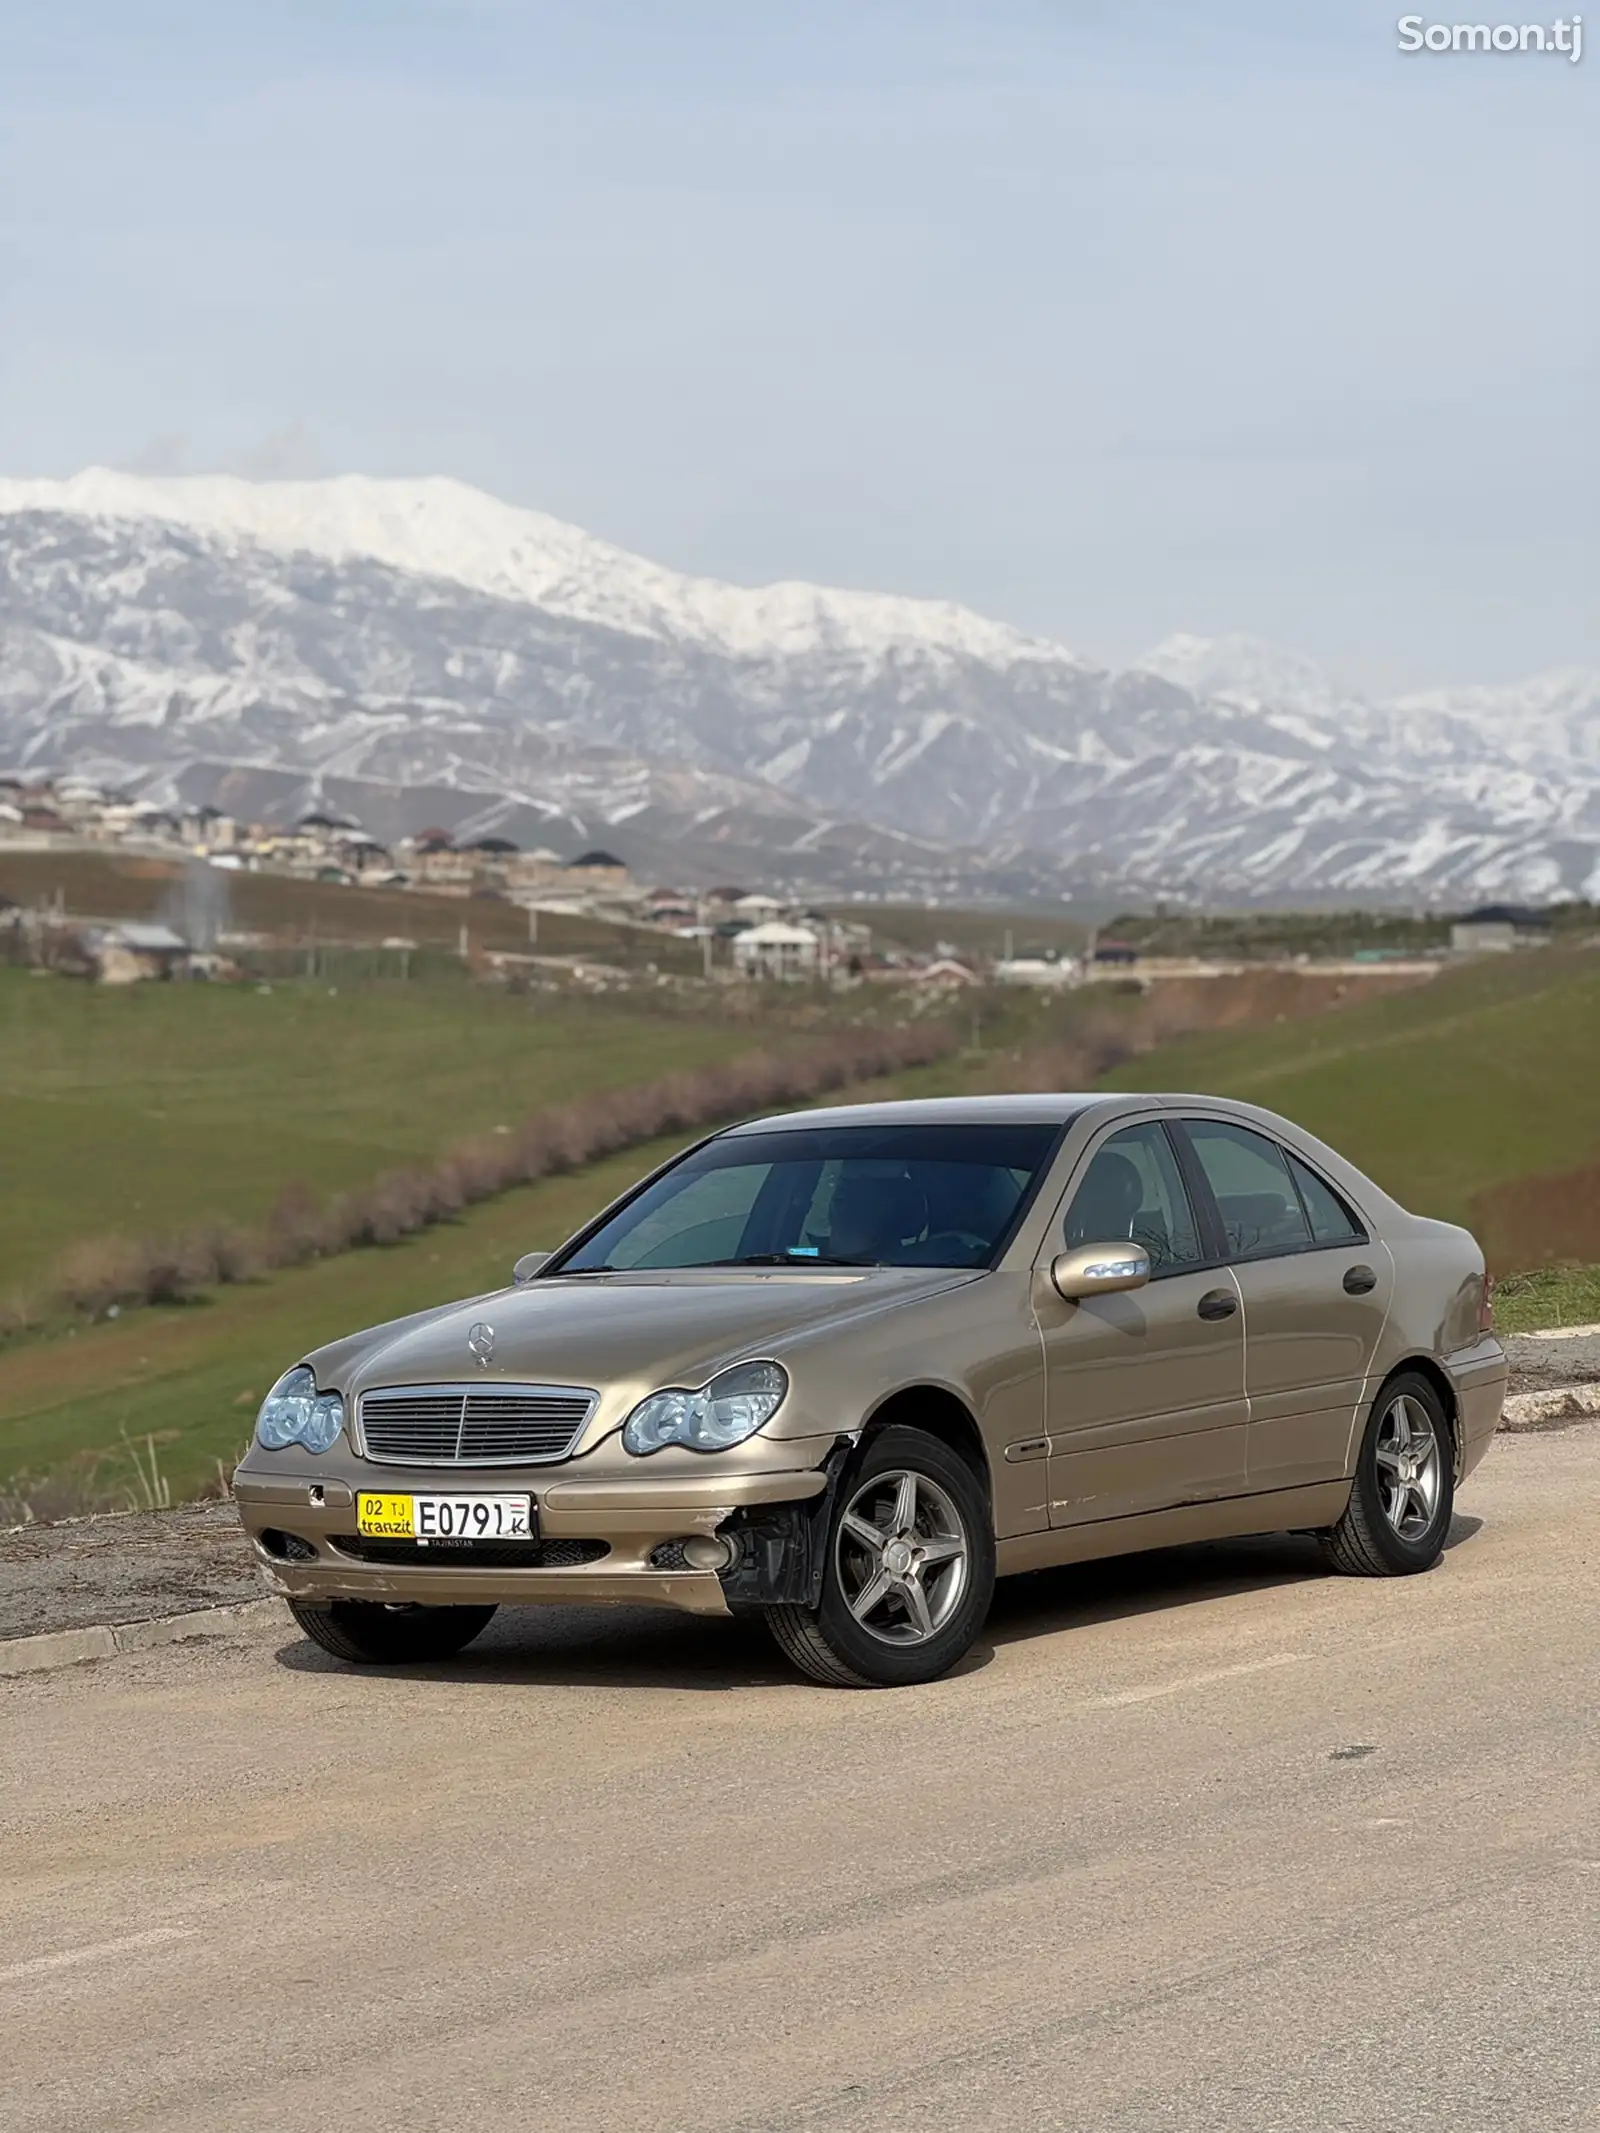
<box><xmin>732</xmin><ymin>920</ymin><xmax>821</xmax><ymax>979</ymax></box>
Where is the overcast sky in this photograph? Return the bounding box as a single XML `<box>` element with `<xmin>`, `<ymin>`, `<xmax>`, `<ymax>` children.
<box><xmin>1</xmin><ymin>1</ymin><xmax>1593</xmax><ymax>687</ymax></box>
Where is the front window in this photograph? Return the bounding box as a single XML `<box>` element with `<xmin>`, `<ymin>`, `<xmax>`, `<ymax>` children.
<box><xmin>1063</xmin><ymin>1122</ymin><xmax>1204</xmax><ymax>1274</ymax></box>
<box><xmin>553</xmin><ymin>1121</ymin><xmax>1067</xmax><ymax>1273</ymax></box>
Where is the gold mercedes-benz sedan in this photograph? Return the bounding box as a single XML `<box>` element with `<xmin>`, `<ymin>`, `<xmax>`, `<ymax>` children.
<box><xmin>235</xmin><ymin>1094</ymin><xmax>1507</xmax><ymax>1687</ymax></box>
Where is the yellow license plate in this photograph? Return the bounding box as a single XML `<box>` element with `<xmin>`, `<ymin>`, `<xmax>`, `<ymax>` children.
<box><xmin>356</xmin><ymin>1492</ymin><xmax>534</xmax><ymax>1542</ymax></box>
<box><xmin>358</xmin><ymin>1492</ymin><xmax>419</xmax><ymax>1539</ymax></box>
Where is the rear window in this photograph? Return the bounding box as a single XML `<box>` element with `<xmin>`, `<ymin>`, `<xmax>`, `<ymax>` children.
<box><xmin>1288</xmin><ymin>1153</ymin><xmax>1366</xmax><ymax>1244</ymax></box>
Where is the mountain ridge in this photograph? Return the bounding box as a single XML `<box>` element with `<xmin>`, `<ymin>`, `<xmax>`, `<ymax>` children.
<box><xmin>1</xmin><ymin>471</ymin><xmax>1595</xmax><ymax>905</ymax></box>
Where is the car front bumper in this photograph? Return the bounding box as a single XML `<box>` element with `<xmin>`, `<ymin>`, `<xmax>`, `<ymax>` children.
<box><xmin>234</xmin><ymin>1459</ymin><xmax>833</xmax><ymax>1617</ymax></box>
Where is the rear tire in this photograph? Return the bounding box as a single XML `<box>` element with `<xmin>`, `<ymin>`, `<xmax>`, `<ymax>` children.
<box><xmin>764</xmin><ymin>1425</ymin><xmax>994</xmax><ymax>1688</ymax></box>
<box><xmin>1323</xmin><ymin>1372</ymin><xmax>1454</xmax><ymax>1577</ymax></box>
<box><xmin>288</xmin><ymin>1599</ymin><xmax>497</xmax><ymax>1664</ymax></box>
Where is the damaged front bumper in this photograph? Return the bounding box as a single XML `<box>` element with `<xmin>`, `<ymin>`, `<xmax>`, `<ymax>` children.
<box><xmin>234</xmin><ymin>1443</ymin><xmax>842</xmax><ymax>1618</ymax></box>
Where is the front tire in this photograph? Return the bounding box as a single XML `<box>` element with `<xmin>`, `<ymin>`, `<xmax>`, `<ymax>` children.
<box><xmin>288</xmin><ymin>1599</ymin><xmax>497</xmax><ymax>1665</ymax></box>
<box><xmin>764</xmin><ymin>1425</ymin><xmax>995</xmax><ymax>1688</ymax></box>
<box><xmin>1323</xmin><ymin>1372</ymin><xmax>1454</xmax><ymax>1577</ymax></box>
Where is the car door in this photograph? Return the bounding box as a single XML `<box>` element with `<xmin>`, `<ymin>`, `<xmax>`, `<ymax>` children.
<box><xmin>1035</xmin><ymin>1119</ymin><xmax>1247</xmax><ymax>1529</ymax></box>
<box><xmin>1174</xmin><ymin>1117</ymin><xmax>1394</xmax><ymax>1493</ymax></box>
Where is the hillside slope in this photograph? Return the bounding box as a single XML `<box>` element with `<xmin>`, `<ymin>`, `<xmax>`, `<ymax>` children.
<box><xmin>1102</xmin><ymin>951</ymin><xmax>1600</xmax><ymax>1229</ymax></box>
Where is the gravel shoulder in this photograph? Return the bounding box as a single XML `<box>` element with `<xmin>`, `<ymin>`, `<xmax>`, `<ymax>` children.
<box><xmin>0</xmin><ymin>1501</ymin><xmax>256</xmax><ymax>1641</ymax></box>
<box><xmin>4</xmin><ymin>1332</ymin><xmax>1594</xmax><ymax>1644</ymax></box>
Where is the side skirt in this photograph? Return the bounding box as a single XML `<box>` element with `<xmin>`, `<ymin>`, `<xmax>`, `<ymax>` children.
<box><xmin>995</xmin><ymin>1480</ymin><xmax>1352</xmax><ymax>1579</ymax></box>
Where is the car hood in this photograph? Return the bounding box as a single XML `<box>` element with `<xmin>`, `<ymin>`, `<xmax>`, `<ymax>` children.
<box><xmin>316</xmin><ymin>1266</ymin><xmax>982</xmax><ymax>1402</ymax></box>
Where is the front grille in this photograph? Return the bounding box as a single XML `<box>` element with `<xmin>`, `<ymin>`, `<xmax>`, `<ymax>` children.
<box><xmin>331</xmin><ymin>1535</ymin><xmax>609</xmax><ymax>1569</ymax></box>
<box><xmin>357</xmin><ymin>1383</ymin><xmax>596</xmax><ymax>1466</ymax></box>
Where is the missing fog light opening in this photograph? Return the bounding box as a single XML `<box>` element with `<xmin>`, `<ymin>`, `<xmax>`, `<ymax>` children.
<box><xmin>1397</xmin><ymin>15</ymin><xmax>1585</xmax><ymax>58</ymax></box>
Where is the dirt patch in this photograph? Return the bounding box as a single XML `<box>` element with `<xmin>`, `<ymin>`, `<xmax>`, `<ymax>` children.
<box><xmin>0</xmin><ymin>1501</ymin><xmax>257</xmax><ymax>1641</ymax></box>
<box><xmin>1504</xmin><ymin>1330</ymin><xmax>1600</xmax><ymax>1397</ymax></box>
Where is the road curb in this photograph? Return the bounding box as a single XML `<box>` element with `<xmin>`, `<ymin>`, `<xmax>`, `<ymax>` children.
<box><xmin>0</xmin><ymin>1599</ymin><xmax>278</xmax><ymax>1680</ymax></box>
<box><xmin>1500</xmin><ymin>1384</ymin><xmax>1600</xmax><ymax>1430</ymax></box>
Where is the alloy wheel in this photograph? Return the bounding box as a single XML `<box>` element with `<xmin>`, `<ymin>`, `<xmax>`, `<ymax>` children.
<box><xmin>834</xmin><ymin>1467</ymin><xmax>970</xmax><ymax>1646</ymax></box>
<box><xmin>1373</xmin><ymin>1393</ymin><xmax>1442</xmax><ymax>1539</ymax></box>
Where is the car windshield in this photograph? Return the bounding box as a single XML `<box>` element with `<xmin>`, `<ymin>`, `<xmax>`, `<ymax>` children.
<box><xmin>554</xmin><ymin>1121</ymin><xmax>1067</xmax><ymax>1273</ymax></box>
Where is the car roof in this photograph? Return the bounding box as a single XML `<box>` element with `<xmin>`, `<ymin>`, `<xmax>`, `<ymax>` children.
<box><xmin>724</xmin><ymin>1091</ymin><xmax>1295</xmax><ymax>1135</ymax></box>
<box><xmin>724</xmin><ymin>1094</ymin><xmax>1118</xmax><ymax>1133</ymax></box>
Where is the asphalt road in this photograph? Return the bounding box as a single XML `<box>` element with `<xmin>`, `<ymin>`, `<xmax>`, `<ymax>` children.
<box><xmin>4</xmin><ymin>1427</ymin><xmax>1597</xmax><ymax>2133</ymax></box>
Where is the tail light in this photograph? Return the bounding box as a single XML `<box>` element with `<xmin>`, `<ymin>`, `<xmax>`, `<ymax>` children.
<box><xmin>1478</xmin><ymin>1272</ymin><xmax>1495</xmax><ymax>1336</ymax></box>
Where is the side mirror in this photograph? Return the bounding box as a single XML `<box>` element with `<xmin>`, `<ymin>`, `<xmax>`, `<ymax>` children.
<box><xmin>511</xmin><ymin>1250</ymin><xmax>550</xmax><ymax>1285</ymax></box>
<box><xmin>1050</xmin><ymin>1241</ymin><xmax>1151</xmax><ymax>1301</ymax></box>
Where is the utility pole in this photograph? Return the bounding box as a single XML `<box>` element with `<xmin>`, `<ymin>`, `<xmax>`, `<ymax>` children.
<box><xmin>527</xmin><ymin>903</ymin><xmax>538</xmax><ymax>950</ymax></box>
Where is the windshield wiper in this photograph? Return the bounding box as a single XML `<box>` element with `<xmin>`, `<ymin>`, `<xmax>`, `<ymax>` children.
<box><xmin>703</xmin><ymin>1252</ymin><xmax>877</xmax><ymax>1269</ymax></box>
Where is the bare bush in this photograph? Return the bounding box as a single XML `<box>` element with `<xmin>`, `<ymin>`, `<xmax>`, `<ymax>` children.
<box><xmin>52</xmin><ymin>1235</ymin><xmax>157</xmax><ymax>1317</ymax></box>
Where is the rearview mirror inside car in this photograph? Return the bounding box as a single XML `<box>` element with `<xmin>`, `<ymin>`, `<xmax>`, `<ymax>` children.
<box><xmin>511</xmin><ymin>1251</ymin><xmax>550</xmax><ymax>1284</ymax></box>
<box><xmin>1050</xmin><ymin>1241</ymin><xmax>1152</xmax><ymax>1300</ymax></box>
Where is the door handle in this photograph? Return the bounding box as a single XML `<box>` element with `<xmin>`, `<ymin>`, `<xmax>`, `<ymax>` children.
<box><xmin>1343</xmin><ymin>1264</ymin><xmax>1378</xmax><ymax>1296</ymax></box>
<box><xmin>1196</xmin><ymin>1288</ymin><xmax>1238</xmax><ymax>1321</ymax></box>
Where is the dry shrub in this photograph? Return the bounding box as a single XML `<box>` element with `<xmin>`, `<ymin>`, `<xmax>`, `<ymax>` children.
<box><xmin>53</xmin><ymin>1234</ymin><xmax>156</xmax><ymax>1317</ymax></box>
<box><xmin>1470</xmin><ymin>1163</ymin><xmax>1600</xmax><ymax>1275</ymax></box>
<box><xmin>263</xmin><ymin>1180</ymin><xmax>331</xmax><ymax>1267</ymax></box>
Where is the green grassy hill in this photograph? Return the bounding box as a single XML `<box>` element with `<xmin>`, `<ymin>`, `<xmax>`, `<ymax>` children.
<box><xmin>1102</xmin><ymin>949</ymin><xmax>1600</xmax><ymax>1228</ymax></box>
<box><xmin>0</xmin><ymin>1042</ymin><xmax>997</xmax><ymax>1509</ymax></box>
<box><xmin>0</xmin><ymin>969</ymin><xmax>755</xmax><ymax>1296</ymax></box>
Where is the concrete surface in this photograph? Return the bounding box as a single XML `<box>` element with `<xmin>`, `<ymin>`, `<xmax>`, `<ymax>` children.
<box><xmin>1502</xmin><ymin>1326</ymin><xmax>1600</xmax><ymax>1393</ymax></box>
<box><xmin>2</xmin><ymin>1424</ymin><xmax>1597</xmax><ymax>2133</ymax></box>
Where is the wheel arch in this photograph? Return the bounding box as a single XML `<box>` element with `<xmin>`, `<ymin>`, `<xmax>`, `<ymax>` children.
<box><xmin>1371</xmin><ymin>1355</ymin><xmax>1462</xmax><ymax>1475</ymax></box>
<box><xmin>857</xmin><ymin>1384</ymin><xmax>993</xmax><ymax>1502</ymax></box>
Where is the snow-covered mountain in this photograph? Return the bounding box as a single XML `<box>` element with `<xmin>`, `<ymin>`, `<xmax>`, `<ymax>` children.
<box><xmin>1</xmin><ymin>469</ymin><xmax>1595</xmax><ymax>904</ymax></box>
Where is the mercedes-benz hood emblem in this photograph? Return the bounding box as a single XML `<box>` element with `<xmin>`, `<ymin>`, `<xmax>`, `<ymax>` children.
<box><xmin>467</xmin><ymin>1320</ymin><xmax>495</xmax><ymax>1368</ymax></box>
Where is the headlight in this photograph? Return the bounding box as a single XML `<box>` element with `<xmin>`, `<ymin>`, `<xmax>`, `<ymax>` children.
<box><xmin>621</xmin><ymin>1361</ymin><xmax>788</xmax><ymax>1456</ymax></box>
<box><xmin>255</xmin><ymin>1366</ymin><xmax>345</xmax><ymax>1454</ymax></box>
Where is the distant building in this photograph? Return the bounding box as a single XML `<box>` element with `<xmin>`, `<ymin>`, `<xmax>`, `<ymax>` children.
<box><xmin>995</xmin><ymin>955</ymin><xmax>1079</xmax><ymax>989</ymax></box>
<box><xmin>732</xmin><ymin>892</ymin><xmax>784</xmax><ymax>925</ymax></box>
<box><xmin>566</xmin><ymin>849</ymin><xmax>630</xmax><ymax>893</ymax></box>
<box><xmin>912</xmin><ymin>958</ymin><xmax>980</xmax><ymax>989</ymax></box>
<box><xmin>461</xmin><ymin>835</ymin><xmax>520</xmax><ymax>889</ymax></box>
<box><xmin>1450</xmin><ymin>920</ymin><xmax>1515</xmax><ymax>954</ymax></box>
<box><xmin>732</xmin><ymin>921</ymin><xmax>821</xmax><ymax>979</ymax></box>
<box><xmin>88</xmin><ymin>921</ymin><xmax>193</xmax><ymax>985</ymax></box>
<box><xmin>398</xmin><ymin>831</ymin><xmax>474</xmax><ymax>894</ymax></box>
<box><xmin>1091</xmin><ymin>939</ymin><xmax>1139</xmax><ymax>967</ymax></box>
<box><xmin>1450</xmin><ymin>904</ymin><xmax>1549</xmax><ymax>955</ymax></box>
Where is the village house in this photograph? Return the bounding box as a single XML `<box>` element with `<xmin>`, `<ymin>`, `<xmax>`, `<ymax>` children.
<box><xmin>995</xmin><ymin>953</ymin><xmax>1080</xmax><ymax>989</ymax></box>
<box><xmin>732</xmin><ymin>920</ymin><xmax>821</xmax><ymax>980</ymax></box>
<box><xmin>396</xmin><ymin>829</ymin><xmax>475</xmax><ymax>894</ymax></box>
<box><xmin>731</xmin><ymin>891</ymin><xmax>785</xmax><ymax>926</ymax></box>
<box><xmin>911</xmin><ymin>957</ymin><xmax>980</xmax><ymax>990</ymax></box>
<box><xmin>565</xmin><ymin>849</ymin><xmax>631</xmax><ymax>895</ymax></box>
<box><xmin>86</xmin><ymin>921</ymin><xmax>194</xmax><ymax>985</ymax></box>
